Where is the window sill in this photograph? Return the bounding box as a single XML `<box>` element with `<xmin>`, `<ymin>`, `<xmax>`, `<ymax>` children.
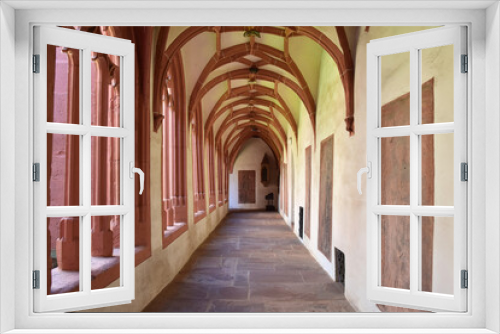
<box><xmin>162</xmin><ymin>222</ymin><xmax>188</xmax><ymax>248</ymax></box>
<box><xmin>51</xmin><ymin>246</ymin><xmax>149</xmax><ymax>294</ymax></box>
<box><xmin>135</xmin><ymin>244</ymin><xmax>151</xmax><ymax>266</ymax></box>
<box><xmin>194</xmin><ymin>210</ymin><xmax>206</xmax><ymax>223</ymax></box>
<box><xmin>209</xmin><ymin>204</ymin><xmax>216</xmax><ymax>213</ymax></box>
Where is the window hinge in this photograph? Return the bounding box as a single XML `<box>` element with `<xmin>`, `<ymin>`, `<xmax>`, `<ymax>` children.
<box><xmin>461</xmin><ymin>162</ymin><xmax>468</xmax><ymax>182</ymax></box>
<box><xmin>461</xmin><ymin>54</ymin><xmax>468</xmax><ymax>73</ymax></box>
<box><xmin>33</xmin><ymin>270</ymin><xmax>40</xmax><ymax>289</ymax></box>
<box><xmin>461</xmin><ymin>270</ymin><xmax>468</xmax><ymax>289</ymax></box>
<box><xmin>33</xmin><ymin>163</ymin><xmax>40</xmax><ymax>182</ymax></box>
<box><xmin>33</xmin><ymin>54</ymin><xmax>40</xmax><ymax>73</ymax></box>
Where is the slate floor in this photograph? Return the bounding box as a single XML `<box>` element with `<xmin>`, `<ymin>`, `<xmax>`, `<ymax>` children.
<box><xmin>143</xmin><ymin>211</ymin><xmax>354</xmax><ymax>312</ymax></box>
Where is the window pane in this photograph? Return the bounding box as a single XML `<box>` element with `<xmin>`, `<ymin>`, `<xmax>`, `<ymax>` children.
<box><xmin>421</xmin><ymin>45</ymin><xmax>454</xmax><ymax>124</ymax></box>
<box><xmin>47</xmin><ymin>217</ymin><xmax>81</xmax><ymax>295</ymax></box>
<box><xmin>421</xmin><ymin>133</ymin><xmax>454</xmax><ymax>206</ymax></box>
<box><xmin>91</xmin><ymin>215</ymin><xmax>121</xmax><ymax>290</ymax></box>
<box><xmin>380</xmin><ymin>52</ymin><xmax>410</xmax><ymax>127</ymax></box>
<box><xmin>420</xmin><ymin>216</ymin><xmax>454</xmax><ymax>294</ymax></box>
<box><xmin>91</xmin><ymin>136</ymin><xmax>121</xmax><ymax>206</ymax></box>
<box><xmin>47</xmin><ymin>133</ymin><xmax>80</xmax><ymax>206</ymax></box>
<box><xmin>91</xmin><ymin>52</ymin><xmax>121</xmax><ymax>127</ymax></box>
<box><xmin>47</xmin><ymin>45</ymin><xmax>80</xmax><ymax>124</ymax></box>
<box><xmin>380</xmin><ymin>215</ymin><xmax>410</xmax><ymax>290</ymax></box>
<box><xmin>381</xmin><ymin>137</ymin><xmax>410</xmax><ymax>205</ymax></box>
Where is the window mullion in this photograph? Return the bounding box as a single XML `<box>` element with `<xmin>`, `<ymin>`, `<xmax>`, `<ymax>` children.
<box><xmin>409</xmin><ymin>47</ymin><xmax>420</xmax><ymax>294</ymax></box>
<box><xmin>82</xmin><ymin>47</ymin><xmax>92</xmax><ymax>294</ymax></box>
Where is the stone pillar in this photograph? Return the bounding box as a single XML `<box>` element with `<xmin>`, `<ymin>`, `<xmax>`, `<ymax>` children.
<box><xmin>172</xmin><ymin>74</ymin><xmax>187</xmax><ymax>223</ymax></box>
<box><xmin>167</xmin><ymin>200</ymin><xmax>174</xmax><ymax>227</ymax></box>
<box><xmin>162</xmin><ymin>199</ymin><xmax>175</xmax><ymax>230</ymax></box>
<box><xmin>47</xmin><ymin>224</ymin><xmax>52</xmax><ymax>294</ymax></box>
<box><xmin>90</xmin><ymin>54</ymin><xmax>113</xmax><ymax>256</ymax></box>
<box><xmin>56</xmin><ymin>217</ymin><xmax>79</xmax><ymax>270</ymax></box>
<box><xmin>208</xmin><ymin>130</ymin><xmax>216</xmax><ymax>207</ymax></box>
<box><xmin>63</xmin><ymin>48</ymin><xmax>80</xmax><ymax>207</ymax></box>
<box><xmin>161</xmin><ymin>87</ymin><xmax>176</xmax><ymax>230</ymax></box>
<box><xmin>46</xmin><ymin>46</ymin><xmax>56</xmax><ymax>292</ymax></box>
<box><xmin>162</xmin><ymin>200</ymin><xmax>168</xmax><ymax>231</ymax></box>
<box><xmin>91</xmin><ymin>216</ymin><xmax>113</xmax><ymax>257</ymax></box>
<box><xmin>165</xmin><ymin>88</ymin><xmax>171</xmax><ymax>230</ymax></box>
<box><xmin>192</xmin><ymin>126</ymin><xmax>199</xmax><ymax>212</ymax></box>
<box><xmin>133</xmin><ymin>28</ymin><xmax>153</xmax><ymax>249</ymax></box>
<box><xmin>111</xmin><ymin>216</ymin><xmax>120</xmax><ymax>249</ymax></box>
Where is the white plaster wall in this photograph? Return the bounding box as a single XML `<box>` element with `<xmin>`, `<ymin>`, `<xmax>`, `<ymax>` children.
<box><xmin>315</xmin><ymin>47</ymin><xmax>372</xmax><ymax>310</ymax></box>
<box><xmin>287</xmin><ymin>26</ymin><xmax>455</xmax><ymax>312</ymax></box>
<box><xmin>229</xmin><ymin>138</ymin><xmax>279</xmax><ymax>210</ymax></box>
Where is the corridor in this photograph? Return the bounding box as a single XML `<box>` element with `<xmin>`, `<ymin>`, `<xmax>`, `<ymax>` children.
<box><xmin>144</xmin><ymin>211</ymin><xmax>354</xmax><ymax>312</ymax></box>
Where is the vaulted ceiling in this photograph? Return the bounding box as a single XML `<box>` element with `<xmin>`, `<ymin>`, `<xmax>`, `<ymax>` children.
<box><xmin>155</xmin><ymin>26</ymin><xmax>356</xmax><ymax>169</ymax></box>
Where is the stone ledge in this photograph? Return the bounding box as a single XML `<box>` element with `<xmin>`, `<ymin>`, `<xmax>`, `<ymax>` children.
<box><xmin>50</xmin><ymin>246</ymin><xmax>147</xmax><ymax>295</ymax></box>
<box><xmin>209</xmin><ymin>204</ymin><xmax>216</xmax><ymax>213</ymax></box>
<box><xmin>162</xmin><ymin>222</ymin><xmax>188</xmax><ymax>249</ymax></box>
<box><xmin>194</xmin><ymin>210</ymin><xmax>206</xmax><ymax>224</ymax></box>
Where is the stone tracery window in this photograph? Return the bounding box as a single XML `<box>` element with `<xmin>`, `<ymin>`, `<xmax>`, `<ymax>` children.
<box><xmin>192</xmin><ymin>104</ymin><xmax>206</xmax><ymax>222</ymax></box>
<box><xmin>207</xmin><ymin>129</ymin><xmax>216</xmax><ymax>211</ymax></box>
<box><xmin>161</xmin><ymin>55</ymin><xmax>188</xmax><ymax>248</ymax></box>
<box><xmin>217</xmin><ymin>143</ymin><xmax>224</xmax><ymax>207</ymax></box>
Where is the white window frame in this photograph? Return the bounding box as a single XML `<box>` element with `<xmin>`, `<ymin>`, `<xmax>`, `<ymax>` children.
<box><xmin>0</xmin><ymin>2</ymin><xmax>498</xmax><ymax>333</ymax></box>
<box><xmin>365</xmin><ymin>26</ymin><xmax>467</xmax><ymax>312</ymax></box>
<box><xmin>33</xmin><ymin>26</ymin><xmax>136</xmax><ymax>312</ymax></box>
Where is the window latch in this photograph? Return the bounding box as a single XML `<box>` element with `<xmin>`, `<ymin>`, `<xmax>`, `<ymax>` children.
<box><xmin>129</xmin><ymin>162</ymin><xmax>144</xmax><ymax>195</ymax></box>
<box><xmin>357</xmin><ymin>161</ymin><xmax>372</xmax><ymax>195</ymax></box>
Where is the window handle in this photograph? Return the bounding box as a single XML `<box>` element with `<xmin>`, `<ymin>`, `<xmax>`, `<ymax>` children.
<box><xmin>357</xmin><ymin>161</ymin><xmax>372</xmax><ymax>195</ymax></box>
<box><xmin>129</xmin><ymin>162</ymin><xmax>145</xmax><ymax>195</ymax></box>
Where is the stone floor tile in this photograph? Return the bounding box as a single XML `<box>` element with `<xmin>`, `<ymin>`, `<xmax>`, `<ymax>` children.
<box><xmin>237</xmin><ymin>262</ymin><xmax>275</xmax><ymax>271</ymax></box>
<box><xmin>249</xmin><ymin>271</ymin><xmax>303</xmax><ymax>283</ymax></box>
<box><xmin>208</xmin><ymin>286</ymin><xmax>249</xmax><ymax>300</ymax></box>
<box><xmin>233</xmin><ymin>272</ymin><xmax>249</xmax><ymax>287</ymax></box>
<box><xmin>143</xmin><ymin>211</ymin><xmax>355</xmax><ymax>313</ymax></box>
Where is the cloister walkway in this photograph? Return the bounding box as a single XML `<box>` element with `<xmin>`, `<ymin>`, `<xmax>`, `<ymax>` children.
<box><xmin>144</xmin><ymin>211</ymin><xmax>354</xmax><ymax>312</ymax></box>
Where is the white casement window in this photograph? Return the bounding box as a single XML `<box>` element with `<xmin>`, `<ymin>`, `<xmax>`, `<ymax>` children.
<box><xmin>33</xmin><ymin>26</ymin><xmax>139</xmax><ymax>312</ymax></box>
<box><xmin>1</xmin><ymin>4</ymin><xmax>495</xmax><ymax>333</ymax></box>
<box><xmin>363</xmin><ymin>26</ymin><xmax>467</xmax><ymax>312</ymax></box>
